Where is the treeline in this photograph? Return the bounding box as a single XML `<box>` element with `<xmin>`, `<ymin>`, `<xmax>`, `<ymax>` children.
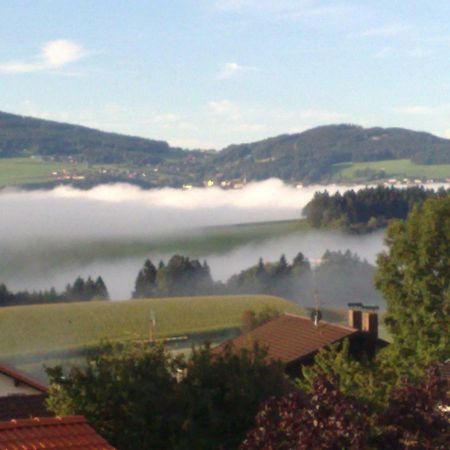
<box><xmin>303</xmin><ymin>185</ymin><xmax>450</xmax><ymax>231</ymax></box>
<box><xmin>0</xmin><ymin>275</ymin><xmax>109</xmax><ymax>307</ymax></box>
<box><xmin>133</xmin><ymin>250</ymin><xmax>383</xmax><ymax>307</ymax></box>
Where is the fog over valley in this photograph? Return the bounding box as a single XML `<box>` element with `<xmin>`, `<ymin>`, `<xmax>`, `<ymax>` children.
<box><xmin>1</xmin><ymin>179</ymin><xmax>389</xmax><ymax>299</ymax></box>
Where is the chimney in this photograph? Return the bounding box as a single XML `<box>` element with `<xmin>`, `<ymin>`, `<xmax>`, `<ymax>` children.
<box><xmin>362</xmin><ymin>307</ymin><xmax>379</xmax><ymax>339</ymax></box>
<box><xmin>347</xmin><ymin>303</ymin><xmax>363</xmax><ymax>330</ymax></box>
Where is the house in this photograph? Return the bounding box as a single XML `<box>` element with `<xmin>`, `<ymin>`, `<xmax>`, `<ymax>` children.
<box><xmin>0</xmin><ymin>364</ymin><xmax>48</xmax><ymax>396</ymax></box>
<box><xmin>214</xmin><ymin>304</ymin><xmax>387</xmax><ymax>378</ymax></box>
<box><xmin>0</xmin><ymin>416</ymin><xmax>115</xmax><ymax>449</ymax></box>
<box><xmin>0</xmin><ymin>364</ymin><xmax>52</xmax><ymax>421</ymax></box>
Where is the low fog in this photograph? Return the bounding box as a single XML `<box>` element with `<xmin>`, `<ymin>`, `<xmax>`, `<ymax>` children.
<box><xmin>0</xmin><ymin>179</ymin><xmax>389</xmax><ymax>298</ymax></box>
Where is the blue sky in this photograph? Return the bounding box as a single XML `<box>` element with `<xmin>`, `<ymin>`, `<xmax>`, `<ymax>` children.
<box><xmin>1</xmin><ymin>0</ymin><xmax>450</xmax><ymax>149</ymax></box>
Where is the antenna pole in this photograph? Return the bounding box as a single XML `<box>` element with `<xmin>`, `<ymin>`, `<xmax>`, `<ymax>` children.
<box><xmin>149</xmin><ymin>310</ymin><xmax>156</xmax><ymax>342</ymax></box>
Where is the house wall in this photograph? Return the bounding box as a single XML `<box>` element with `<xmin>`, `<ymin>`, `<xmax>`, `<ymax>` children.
<box><xmin>0</xmin><ymin>373</ymin><xmax>42</xmax><ymax>396</ymax></box>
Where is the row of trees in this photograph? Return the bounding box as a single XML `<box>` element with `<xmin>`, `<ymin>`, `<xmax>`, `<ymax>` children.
<box><xmin>0</xmin><ymin>275</ymin><xmax>109</xmax><ymax>307</ymax></box>
<box><xmin>133</xmin><ymin>249</ymin><xmax>383</xmax><ymax>307</ymax></box>
<box><xmin>46</xmin><ymin>195</ymin><xmax>450</xmax><ymax>449</ymax></box>
<box><xmin>303</xmin><ymin>185</ymin><xmax>450</xmax><ymax>232</ymax></box>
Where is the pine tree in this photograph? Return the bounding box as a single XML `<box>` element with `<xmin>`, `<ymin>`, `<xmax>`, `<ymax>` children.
<box><xmin>133</xmin><ymin>259</ymin><xmax>157</xmax><ymax>298</ymax></box>
<box><xmin>95</xmin><ymin>276</ymin><xmax>109</xmax><ymax>300</ymax></box>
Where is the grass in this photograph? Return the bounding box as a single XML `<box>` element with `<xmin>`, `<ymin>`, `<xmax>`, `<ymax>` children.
<box><xmin>0</xmin><ymin>295</ymin><xmax>304</xmax><ymax>359</ymax></box>
<box><xmin>332</xmin><ymin>159</ymin><xmax>450</xmax><ymax>182</ymax></box>
<box><xmin>0</xmin><ymin>157</ymin><xmax>120</xmax><ymax>187</ymax></box>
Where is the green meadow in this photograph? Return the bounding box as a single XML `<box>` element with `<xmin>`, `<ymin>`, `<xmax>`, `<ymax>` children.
<box><xmin>0</xmin><ymin>157</ymin><xmax>120</xmax><ymax>187</ymax></box>
<box><xmin>332</xmin><ymin>159</ymin><xmax>450</xmax><ymax>182</ymax></box>
<box><xmin>0</xmin><ymin>295</ymin><xmax>304</xmax><ymax>360</ymax></box>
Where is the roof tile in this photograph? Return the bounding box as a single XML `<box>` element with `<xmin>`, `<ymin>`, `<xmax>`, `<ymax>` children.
<box><xmin>0</xmin><ymin>416</ymin><xmax>115</xmax><ymax>449</ymax></box>
<box><xmin>215</xmin><ymin>313</ymin><xmax>357</xmax><ymax>363</ymax></box>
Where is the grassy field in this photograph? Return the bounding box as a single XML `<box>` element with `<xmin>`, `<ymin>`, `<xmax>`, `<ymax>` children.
<box><xmin>332</xmin><ymin>159</ymin><xmax>450</xmax><ymax>182</ymax></box>
<box><xmin>0</xmin><ymin>295</ymin><xmax>304</xmax><ymax>360</ymax></box>
<box><xmin>0</xmin><ymin>157</ymin><xmax>120</xmax><ymax>187</ymax></box>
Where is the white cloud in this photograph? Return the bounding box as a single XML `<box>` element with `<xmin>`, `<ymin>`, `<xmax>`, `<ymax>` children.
<box><xmin>208</xmin><ymin>99</ymin><xmax>241</xmax><ymax>118</ymax></box>
<box><xmin>0</xmin><ymin>39</ymin><xmax>86</xmax><ymax>74</ymax></box>
<box><xmin>153</xmin><ymin>113</ymin><xmax>180</xmax><ymax>124</ymax></box>
<box><xmin>217</xmin><ymin>62</ymin><xmax>250</xmax><ymax>79</ymax></box>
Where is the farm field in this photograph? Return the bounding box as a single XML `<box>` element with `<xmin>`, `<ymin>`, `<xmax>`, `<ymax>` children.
<box><xmin>331</xmin><ymin>159</ymin><xmax>450</xmax><ymax>182</ymax></box>
<box><xmin>0</xmin><ymin>295</ymin><xmax>304</xmax><ymax>360</ymax></box>
<box><xmin>0</xmin><ymin>157</ymin><xmax>121</xmax><ymax>187</ymax></box>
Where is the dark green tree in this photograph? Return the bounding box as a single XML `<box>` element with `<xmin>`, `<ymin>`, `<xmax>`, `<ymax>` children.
<box><xmin>46</xmin><ymin>342</ymin><xmax>287</xmax><ymax>450</ymax></box>
<box><xmin>375</xmin><ymin>196</ymin><xmax>450</xmax><ymax>368</ymax></box>
<box><xmin>133</xmin><ymin>259</ymin><xmax>157</xmax><ymax>298</ymax></box>
<box><xmin>95</xmin><ymin>276</ymin><xmax>109</xmax><ymax>300</ymax></box>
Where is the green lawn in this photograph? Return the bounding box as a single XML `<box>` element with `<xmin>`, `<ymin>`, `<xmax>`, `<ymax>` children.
<box><xmin>332</xmin><ymin>159</ymin><xmax>450</xmax><ymax>182</ymax></box>
<box><xmin>0</xmin><ymin>295</ymin><xmax>304</xmax><ymax>359</ymax></box>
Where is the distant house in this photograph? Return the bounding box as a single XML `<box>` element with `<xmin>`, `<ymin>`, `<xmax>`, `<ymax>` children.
<box><xmin>0</xmin><ymin>364</ymin><xmax>52</xmax><ymax>421</ymax></box>
<box><xmin>0</xmin><ymin>416</ymin><xmax>115</xmax><ymax>449</ymax></box>
<box><xmin>0</xmin><ymin>364</ymin><xmax>47</xmax><ymax>397</ymax></box>
<box><xmin>214</xmin><ymin>305</ymin><xmax>387</xmax><ymax>378</ymax></box>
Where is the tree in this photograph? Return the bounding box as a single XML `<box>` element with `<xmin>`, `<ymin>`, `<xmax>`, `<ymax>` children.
<box><xmin>375</xmin><ymin>196</ymin><xmax>450</xmax><ymax>368</ymax></box>
<box><xmin>133</xmin><ymin>259</ymin><xmax>157</xmax><ymax>298</ymax></box>
<box><xmin>174</xmin><ymin>343</ymin><xmax>287</xmax><ymax>450</ymax></box>
<box><xmin>241</xmin><ymin>306</ymin><xmax>281</xmax><ymax>334</ymax></box>
<box><xmin>95</xmin><ymin>276</ymin><xmax>109</xmax><ymax>300</ymax></box>
<box><xmin>46</xmin><ymin>343</ymin><xmax>180</xmax><ymax>450</ymax></box>
<box><xmin>241</xmin><ymin>368</ymin><xmax>449</xmax><ymax>450</ymax></box>
<box><xmin>240</xmin><ymin>374</ymin><xmax>370</xmax><ymax>450</ymax></box>
<box><xmin>46</xmin><ymin>342</ymin><xmax>287</xmax><ymax>450</ymax></box>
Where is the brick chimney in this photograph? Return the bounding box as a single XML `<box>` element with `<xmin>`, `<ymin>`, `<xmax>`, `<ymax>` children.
<box><xmin>347</xmin><ymin>303</ymin><xmax>363</xmax><ymax>330</ymax></box>
<box><xmin>362</xmin><ymin>307</ymin><xmax>379</xmax><ymax>339</ymax></box>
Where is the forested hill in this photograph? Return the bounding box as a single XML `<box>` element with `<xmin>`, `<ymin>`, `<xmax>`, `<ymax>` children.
<box><xmin>0</xmin><ymin>111</ymin><xmax>192</xmax><ymax>164</ymax></box>
<box><xmin>1</xmin><ymin>111</ymin><xmax>450</xmax><ymax>184</ymax></box>
<box><xmin>208</xmin><ymin>124</ymin><xmax>450</xmax><ymax>182</ymax></box>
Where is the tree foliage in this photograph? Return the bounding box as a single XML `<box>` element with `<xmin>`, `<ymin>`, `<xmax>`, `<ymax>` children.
<box><xmin>375</xmin><ymin>195</ymin><xmax>450</xmax><ymax>367</ymax></box>
<box><xmin>241</xmin><ymin>306</ymin><xmax>282</xmax><ymax>334</ymax></box>
<box><xmin>46</xmin><ymin>342</ymin><xmax>287</xmax><ymax>450</ymax></box>
<box><xmin>240</xmin><ymin>375</ymin><xmax>371</xmax><ymax>450</ymax></box>
<box><xmin>303</xmin><ymin>186</ymin><xmax>449</xmax><ymax>232</ymax></box>
<box><xmin>241</xmin><ymin>367</ymin><xmax>449</xmax><ymax>450</ymax></box>
<box><xmin>0</xmin><ymin>275</ymin><xmax>109</xmax><ymax>306</ymax></box>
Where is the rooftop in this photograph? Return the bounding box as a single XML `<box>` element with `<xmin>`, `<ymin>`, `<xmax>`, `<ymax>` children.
<box><xmin>0</xmin><ymin>364</ymin><xmax>48</xmax><ymax>393</ymax></box>
<box><xmin>0</xmin><ymin>394</ymin><xmax>52</xmax><ymax>421</ymax></box>
<box><xmin>214</xmin><ymin>313</ymin><xmax>358</xmax><ymax>363</ymax></box>
<box><xmin>0</xmin><ymin>416</ymin><xmax>115</xmax><ymax>449</ymax></box>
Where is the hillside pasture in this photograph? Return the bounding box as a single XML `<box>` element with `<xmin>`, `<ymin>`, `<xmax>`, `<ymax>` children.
<box><xmin>0</xmin><ymin>157</ymin><xmax>120</xmax><ymax>187</ymax></box>
<box><xmin>332</xmin><ymin>159</ymin><xmax>450</xmax><ymax>182</ymax></box>
<box><xmin>0</xmin><ymin>295</ymin><xmax>304</xmax><ymax>360</ymax></box>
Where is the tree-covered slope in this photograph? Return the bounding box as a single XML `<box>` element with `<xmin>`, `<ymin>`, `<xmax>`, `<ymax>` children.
<box><xmin>2</xmin><ymin>111</ymin><xmax>450</xmax><ymax>184</ymax></box>
<box><xmin>208</xmin><ymin>124</ymin><xmax>450</xmax><ymax>182</ymax></box>
<box><xmin>0</xmin><ymin>111</ymin><xmax>190</xmax><ymax>164</ymax></box>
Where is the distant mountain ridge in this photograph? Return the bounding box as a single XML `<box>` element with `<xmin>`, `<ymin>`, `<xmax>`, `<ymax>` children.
<box><xmin>0</xmin><ymin>111</ymin><xmax>188</xmax><ymax>164</ymax></box>
<box><xmin>210</xmin><ymin>124</ymin><xmax>450</xmax><ymax>182</ymax></box>
<box><xmin>1</xmin><ymin>111</ymin><xmax>450</xmax><ymax>184</ymax></box>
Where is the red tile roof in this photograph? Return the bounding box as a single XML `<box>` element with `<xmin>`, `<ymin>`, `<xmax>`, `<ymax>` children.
<box><xmin>0</xmin><ymin>416</ymin><xmax>115</xmax><ymax>449</ymax></box>
<box><xmin>0</xmin><ymin>364</ymin><xmax>48</xmax><ymax>393</ymax></box>
<box><xmin>215</xmin><ymin>313</ymin><xmax>358</xmax><ymax>363</ymax></box>
<box><xmin>0</xmin><ymin>394</ymin><xmax>52</xmax><ymax>421</ymax></box>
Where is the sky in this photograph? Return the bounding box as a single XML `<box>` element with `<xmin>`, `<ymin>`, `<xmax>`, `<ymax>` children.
<box><xmin>1</xmin><ymin>0</ymin><xmax>450</xmax><ymax>149</ymax></box>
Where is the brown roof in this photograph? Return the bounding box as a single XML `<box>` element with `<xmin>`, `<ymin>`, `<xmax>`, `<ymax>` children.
<box><xmin>215</xmin><ymin>313</ymin><xmax>357</xmax><ymax>363</ymax></box>
<box><xmin>0</xmin><ymin>416</ymin><xmax>115</xmax><ymax>449</ymax></box>
<box><xmin>0</xmin><ymin>364</ymin><xmax>48</xmax><ymax>393</ymax></box>
<box><xmin>0</xmin><ymin>394</ymin><xmax>53</xmax><ymax>421</ymax></box>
